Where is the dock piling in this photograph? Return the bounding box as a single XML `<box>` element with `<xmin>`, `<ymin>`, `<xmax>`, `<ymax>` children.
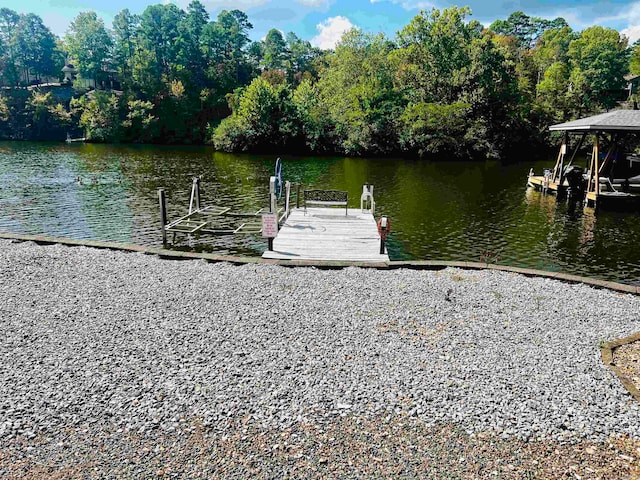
<box><xmin>379</xmin><ymin>216</ymin><xmax>389</xmax><ymax>254</ymax></box>
<box><xmin>268</xmin><ymin>176</ymin><xmax>277</xmax><ymax>251</ymax></box>
<box><xmin>158</xmin><ymin>188</ymin><xmax>167</xmax><ymax>246</ymax></box>
<box><xmin>194</xmin><ymin>177</ymin><xmax>201</xmax><ymax>211</ymax></box>
<box><xmin>189</xmin><ymin>177</ymin><xmax>201</xmax><ymax>214</ymax></box>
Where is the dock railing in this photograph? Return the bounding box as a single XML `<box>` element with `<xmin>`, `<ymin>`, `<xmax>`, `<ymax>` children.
<box><xmin>361</xmin><ymin>184</ymin><xmax>375</xmax><ymax>214</ymax></box>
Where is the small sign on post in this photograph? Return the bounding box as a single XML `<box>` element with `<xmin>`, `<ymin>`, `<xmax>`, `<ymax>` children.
<box><xmin>262</xmin><ymin>213</ymin><xmax>278</xmax><ymax>238</ymax></box>
<box><xmin>262</xmin><ymin>213</ymin><xmax>278</xmax><ymax>251</ymax></box>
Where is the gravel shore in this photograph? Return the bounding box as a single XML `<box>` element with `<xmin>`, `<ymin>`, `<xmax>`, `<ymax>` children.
<box><xmin>0</xmin><ymin>239</ymin><xmax>639</xmax><ymax>478</ymax></box>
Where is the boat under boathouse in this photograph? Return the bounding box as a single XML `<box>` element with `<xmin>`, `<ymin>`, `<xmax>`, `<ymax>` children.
<box><xmin>528</xmin><ymin>109</ymin><xmax>640</xmax><ymax>210</ymax></box>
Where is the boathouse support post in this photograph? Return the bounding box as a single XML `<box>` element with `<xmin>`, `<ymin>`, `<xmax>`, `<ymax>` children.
<box><xmin>598</xmin><ymin>134</ymin><xmax>618</xmax><ymax>177</ymax></box>
<box><xmin>158</xmin><ymin>188</ymin><xmax>167</xmax><ymax>246</ymax></box>
<box><xmin>594</xmin><ymin>135</ymin><xmax>600</xmax><ymax>197</ymax></box>
<box><xmin>557</xmin><ymin>133</ymin><xmax>569</xmax><ymax>198</ymax></box>
<box><xmin>552</xmin><ymin>133</ymin><xmax>566</xmax><ymax>182</ymax></box>
<box><xmin>586</xmin><ymin>135</ymin><xmax>600</xmax><ymax>207</ymax></box>
<box><xmin>568</xmin><ymin>132</ymin><xmax>586</xmax><ymax>168</ymax></box>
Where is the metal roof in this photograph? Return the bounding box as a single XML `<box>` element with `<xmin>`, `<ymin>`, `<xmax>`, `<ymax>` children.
<box><xmin>549</xmin><ymin>110</ymin><xmax>640</xmax><ymax>132</ymax></box>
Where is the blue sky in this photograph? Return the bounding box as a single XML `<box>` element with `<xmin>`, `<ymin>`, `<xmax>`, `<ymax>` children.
<box><xmin>6</xmin><ymin>0</ymin><xmax>640</xmax><ymax>47</ymax></box>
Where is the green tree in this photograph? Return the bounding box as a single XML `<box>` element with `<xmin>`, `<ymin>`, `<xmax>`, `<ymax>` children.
<box><xmin>64</xmin><ymin>11</ymin><xmax>113</xmax><ymax>88</ymax></box>
<box><xmin>292</xmin><ymin>79</ymin><xmax>330</xmax><ymax>151</ymax></box>
<box><xmin>122</xmin><ymin>99</ymin><xmax>157</xmax><ymax>142</ymax></box>
<box><xmin>156</xmin><ymin>79</ymin><xmax>195</xmax><ymax>142</ymax></box>
<box><xmin>490</xmin><ymin>11</ymin><xmax>568</xmax><ymax>49</ymax></box>
<box><xmin>316</xmin><ymin>30</ymin><xmax>399</xmax><ymax>154</ymax></box>
<box><xmin>536</xmin><ymin>61</ymin><xmax>571</xmax><ymax>121</ymax></box>
<box><xmin>175</xmin><ymin>0</ymin><xmax>209</xmax><ymax>88</ymax></box>
<box><xmin>533</xmin><ymin>26</ymin><xmax>574</xmax><ymax>74</ymax></box>
<box><xmin>629</xmin><ymin>40</ymin><xmax>640</xmax><ymax>75</ymax></box>
<box><xmin>138</xmin><ymin>4</ymin><xmax>184</xmax><ymax>79</ymax></box>
<box><xmin>129</xmin><ymin>45</ymin><xmax>163</xmax><ymax>98</ymax></box>
<box><xmin>263</xmin><ymin>29</ymin><xmax>287</xmax><ymax>70</ymax></box>
<box><xmin>0</xmin><ymin>8</ymin><xmax>20</xmax><ymax>85</ymax></box>
<box><xmin>395</xmin><ymin>6</ymin><xmax>482</xmax><ymax>104</ymax></box>
<box><xmin>14</xmin><ymin>13</ymin><xmax>60</xmax><ymax>83</ymax></box>
<box><xmin>461</xmin><ymin>35</ymin><xmax>522</xmax><ymax>157</ymax></box>
<box><xmin>112</xmin><ymin>9</ymin><xmax>138</xmax><ymax>84</ymax></box>
<box><xmin>213</xmin><ymin>76</ymin><xmax>293</xmax><ymax>151</ymax></box>
<box><xmin>398</xmin><ymin>102</ymin><xmax>470</xmax><ymax>157</ymax></box>
<box><xmin>286</xmin><ymin>32</ymin><xmax>321</xmax><ymax>83</ymax></box>
<box><xmin>201</xmin><ymin>9</ymin><xmax>254</xmax><ymax>102</ymax></box>
<box><xmin>71</xmin><ymin>90</ymin><xmax>121</xmax><ymax>141</ymax></box>
<box><xmin>25</xmin><ymin>91</ymin><xmax>71</xmax><ymax>139</ymax></box>
<box><xmin>0</xmin><ymin>94</ymin><xmax>9</xmax><ymax>121</ymax></box>
<box><xmin>567</xmin><ymin>26</ymin><xmax>628</xmax><ymax>112</ymax></box>
<box><xmin>247</xmin><ymin>40</ymin><xmax>264</xmax><ymax>70</ymax></box>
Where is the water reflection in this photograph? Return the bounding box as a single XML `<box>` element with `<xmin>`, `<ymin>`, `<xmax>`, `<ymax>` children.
<box><xmin>1</xmin><ymin>141</ymin><xmax>640</xmax><ymax>284</ymax></box>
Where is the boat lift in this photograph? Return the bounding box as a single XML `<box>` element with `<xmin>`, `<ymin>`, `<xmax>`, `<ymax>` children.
<box><xmin>158</xmin><ymin>159</ymin><xmax>292</xmax><ymax>246</ymax></box>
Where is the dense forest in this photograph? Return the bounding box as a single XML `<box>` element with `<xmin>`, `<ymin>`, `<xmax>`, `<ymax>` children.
<box><xmin>0</xmin><ymin>3</ymin><xmax>637</xmax><ymax>159</ymax></box>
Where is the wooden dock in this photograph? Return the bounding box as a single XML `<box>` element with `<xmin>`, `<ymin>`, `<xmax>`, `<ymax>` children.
<box><xmin>262</xmin><ymin>207</ymin><xmax>389</xmax><ymax>263</ymax></box>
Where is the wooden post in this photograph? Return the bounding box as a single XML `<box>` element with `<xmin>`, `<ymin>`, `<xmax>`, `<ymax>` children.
<box><xmin>567</xmin><ymin>132</ymin><xmax>586</xmax><ymax>167</ymax></box>
<box><xmin>594</xmin><ymin>135</ymin><xmax>600</xmax><ymax>198</ymax></box>
<box><xmin>552</xmin><ymin>136</ymin><xmax>564</xmax><ymax>182</ymax></box>
<box><xmin>268</xmin><ymin>176</ymin><xmax>276</xmax><ymax>251</ymax></box>
<box><xmin>158</xmin><ymin>188</ymin><xmax>167</xmax><ymax>246</ymax></box>
<box><xmin>598</xmin><ymin>134</ymin><xmax>618</xmax><ymax>177</ymax></box>
<box><xmin>194</xmin><ymin>177</ymin><xmax>201</xmax><ymax>211</ymax></box>
<box><xmin>296</xmin><ymin>183</ymin><xmax>300</xmax><ymax>208</ymax></box>
<box><xmin>557</xmin><ymin>133</ymin><xmax>568</xmax><ymax>198</ymax></box>
<box><xmin>379</xmin><ymin>216</ymin><xmax>388</xmax><ymax>254</ymax></box>
<box><xmin>284</xmin><ymin>181</ymin><xmax>291</xmax><ymax>221</ymax></box>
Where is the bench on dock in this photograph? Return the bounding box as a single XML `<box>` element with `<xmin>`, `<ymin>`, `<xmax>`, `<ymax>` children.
<box><xmin>304</xmin><ymin>189</ymin><xmax>348</xmax><ymax>215</ymax></box>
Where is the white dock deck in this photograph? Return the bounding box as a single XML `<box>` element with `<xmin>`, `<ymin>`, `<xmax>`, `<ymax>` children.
<box><xmin>262</xmin><ymin>207</ymin><xmax>389</xmax><ymax>263</ymax></box>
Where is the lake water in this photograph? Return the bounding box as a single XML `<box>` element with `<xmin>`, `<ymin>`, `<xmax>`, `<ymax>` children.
<box><xmin>1</xmin><ymin>141</ymin><xmax>639</xmax><ymax>285</ymax></box>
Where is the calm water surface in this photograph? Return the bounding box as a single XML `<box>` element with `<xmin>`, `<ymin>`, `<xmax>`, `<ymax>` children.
<box><xmin>1</xmin><ymin>141</ymin><xmax>639</xmax><ymax>285</ymax></box>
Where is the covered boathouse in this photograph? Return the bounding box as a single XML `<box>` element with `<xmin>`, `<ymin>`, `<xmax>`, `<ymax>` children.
<box><xmin>528</xmin><ymin>109</ymin><xmax>640</xmax><ymax>210</ymax></box>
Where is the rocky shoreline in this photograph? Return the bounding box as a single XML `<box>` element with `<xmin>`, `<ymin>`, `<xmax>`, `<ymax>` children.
<box><xmin>1</xmin><ymin>239</ymin><xmax>639</xmax><ymax>477</ymax></box>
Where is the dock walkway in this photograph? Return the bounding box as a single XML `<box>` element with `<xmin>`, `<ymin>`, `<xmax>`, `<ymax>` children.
<box><xmin>262</xmin><ymin>207</ymin><xmax>389</xmax><ymax>263</ymax></box>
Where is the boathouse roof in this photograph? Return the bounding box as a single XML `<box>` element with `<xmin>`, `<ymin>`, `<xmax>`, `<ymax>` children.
<box><xmin>549</xmin><ymin>110</ymin><xmax>640</xmax><ymax>132</ymax></box>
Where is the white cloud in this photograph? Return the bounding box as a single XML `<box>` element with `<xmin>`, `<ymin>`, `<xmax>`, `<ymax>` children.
<box><xmin>369</xmin><ymin>0</ymin><xmax>435</xmax><ymax>10</ymax></box>
<box><xmin>547</xmin><ymin>2</ymin><xmax>640</xmax><ymax>40</ymax></box>
<box><xmin>623</xmin><ymin>25</ymin><xmax>640</xmax><ymax>44</ymax></box>
<box><xmin>295</xmin><ymin>0</ymin><xmax>331</xmax><ymax>7</ymax></box>
<box><xmin>618</xmin><ymin>2</ymin><xmax>640</xmax><ymax>44</ymax></box>
<box><xmin>311</xmin><ymin>16</ymin><xmax>355</xmax><ymax>50</ymax></box>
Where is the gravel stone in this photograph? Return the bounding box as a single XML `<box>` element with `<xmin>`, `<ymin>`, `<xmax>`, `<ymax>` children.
<box><xmin>0</xmin><ymin>239</ymin><xmax>639</xmax><ymax>459</ymax></box>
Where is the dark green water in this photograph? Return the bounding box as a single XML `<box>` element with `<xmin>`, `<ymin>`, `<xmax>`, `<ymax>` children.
<box><xmin>1</xmin><ymin>141</ymin><xmax>639</xmax><ymax>284</ymax></box>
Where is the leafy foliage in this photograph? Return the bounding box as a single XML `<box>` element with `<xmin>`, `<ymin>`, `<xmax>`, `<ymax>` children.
<box><xmin>0</xmin><ymin>8</ymin><xmax>63</xmax><ymax>86</ymax></box>
<box><xmin>567</xmin><ymin>26</ymin><xmax>628</xmax><ymax>112</ymax></box>
<box><xmin>1</xmin><ymin>4</ymin><xmax>637</xmax><ymax>154</ymax></box>
<box><xmin>489</xmin><ymin>11</ymin><xmax>568</xmax><ymax>49</ymax></box>
<box><xmin>64</xmin><ymin>12</ymin><xmax>112</xmax><ymax>87</ymax></box>
<box><xmin>213</xmin><ymin>77</ymin><xmax>294</xmax><ymax>152</ymax></box>
<box><xmin>71</xmin><ymin>91</ymin><xmax>121</xmax><ymax>142</ymax></box>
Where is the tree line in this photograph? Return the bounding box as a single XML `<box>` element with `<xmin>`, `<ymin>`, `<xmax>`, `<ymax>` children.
<box><xmin>0</xmin><ymin>4</ymin><xmax>637</xmax><ymax>158</ymax></box>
